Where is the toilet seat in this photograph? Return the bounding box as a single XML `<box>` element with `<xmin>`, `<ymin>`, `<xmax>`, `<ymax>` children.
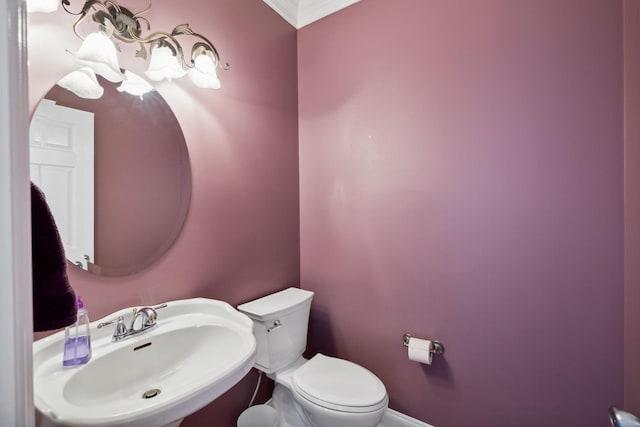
<box><xmin>292</xmin><ymin>354</ymin><xmax>388</xmax><ymax>413</ymax></box>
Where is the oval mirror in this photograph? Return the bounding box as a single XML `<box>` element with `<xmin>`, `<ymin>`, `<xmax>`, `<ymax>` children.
<box><xmin>30</xmin><ymin>73</ymin><xmax>191</xmax><ymax>277</ymax></box>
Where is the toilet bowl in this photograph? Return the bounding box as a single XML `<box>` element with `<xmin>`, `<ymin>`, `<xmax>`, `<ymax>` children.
<box><xmin>238</xmin><ymin>288</ymin><xmax>388</xmax><ymax>427</ymax></box>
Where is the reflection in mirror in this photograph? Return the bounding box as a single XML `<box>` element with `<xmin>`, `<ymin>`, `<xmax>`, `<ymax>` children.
<box><xmin>30</xmin><ymin>74</ymin><xmax>192</xmax><ymax>277</ymax></box>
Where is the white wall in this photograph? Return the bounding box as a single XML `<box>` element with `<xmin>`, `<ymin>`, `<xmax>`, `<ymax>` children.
<box><xmin>0</xmin><ymin>0</ymin><xmax>34</xmax><ymax>425</ymax></box>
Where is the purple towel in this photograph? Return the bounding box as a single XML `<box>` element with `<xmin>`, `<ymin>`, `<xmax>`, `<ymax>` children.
<box><xmin>31</xmin><ymin>182</ymin><xmax>77</xmax><ymax>332</ymax></box>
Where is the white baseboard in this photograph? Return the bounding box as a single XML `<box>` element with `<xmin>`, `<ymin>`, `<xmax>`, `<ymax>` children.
<box><xmin>379</xmin><ymin>408</ymin><xmax>434</xmax><ymax>427</ymax></box>
<box><xmin>263</xmin><ymin>399</ymin><xmax>434</xmax><ymax>427</ymax></box>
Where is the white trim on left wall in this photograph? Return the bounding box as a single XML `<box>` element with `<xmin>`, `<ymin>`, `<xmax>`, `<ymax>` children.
<box><xmin>0</xmin><ymin>0</ymin><xmax>34</xmax><ymax>425</ymax></box>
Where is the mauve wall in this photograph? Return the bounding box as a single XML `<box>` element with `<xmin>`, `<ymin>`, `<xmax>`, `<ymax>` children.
<box><xmin>28</xmin><ymin>0</ymin><xmax>298</xmax><ymax>425</ymax></box>
<box><xmin>298</xmin><ymin>1</ymin><xmax>624</xmax><ymax>426</ymax></box>
<box><xmin>624</xmin><ymin>0</ymin><xmax>640</xmax><ymax>416</ymax></box>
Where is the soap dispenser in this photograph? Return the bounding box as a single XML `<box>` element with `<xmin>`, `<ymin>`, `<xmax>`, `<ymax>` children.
<box><xmin>63</xmin><ymin>296</ymin><xmax>92</xmax><ymax>367</ymax></box>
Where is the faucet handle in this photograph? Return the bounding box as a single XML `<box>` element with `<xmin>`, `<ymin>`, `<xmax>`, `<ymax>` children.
<box><xmin>97</xmin><ymin>315</ymin><xmax>125</xmax><ymax>329</ymax></box>
<box><xmin>97</xmin><ymin>316</ymin><xmax>127</xmax><ymax>341</ymax></box>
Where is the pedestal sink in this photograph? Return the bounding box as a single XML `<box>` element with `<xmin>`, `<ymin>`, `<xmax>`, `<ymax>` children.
<box><xmin>33</xmin><ymin>298</ymin><xmax>256</xmax><ymax>427</ymax></box>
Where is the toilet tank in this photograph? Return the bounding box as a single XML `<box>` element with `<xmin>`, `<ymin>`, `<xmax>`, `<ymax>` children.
<box><xmin>238</xmin><ymin>287</ymin><xmax>314</xmax><ymax>374</ymax></box>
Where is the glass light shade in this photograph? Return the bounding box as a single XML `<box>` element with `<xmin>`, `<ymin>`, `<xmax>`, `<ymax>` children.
<box><xmin>67</xmin><ymin>32</ymin><xmax>124</xmax><ymax>83</ymax></box>
<box><xmin>187</xmin><ymin>54</ymin><xmax>221</xmax><ymax>89</ymax></box>
<box><xmin>27</xmin><ymin>0</ymin><xmax>59</xmax><ymax>13</ymax></box>
<box><xmin>56</xmin><ymin>67</ymin><xmax>104</xmax><ymax>99</ymax></box>
<box><xmin>145</xmin><ymin>46</ymin><xmax>187</xmax><ymax>82</ymax></box>
<box><xmin>117</xmin><ymin>71</ymin><xmax>154</xmax><ymax>99</ymax></box>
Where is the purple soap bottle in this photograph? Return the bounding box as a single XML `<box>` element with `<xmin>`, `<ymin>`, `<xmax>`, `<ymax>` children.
<box><xmin>63</xmin><ymin>296</ymin><xmax>92</xmax><ymax>367</ymax></box>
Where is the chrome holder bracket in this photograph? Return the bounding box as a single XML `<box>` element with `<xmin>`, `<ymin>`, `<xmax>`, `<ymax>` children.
<box><xmin>402</xmin><ymin>333</ymin><xmax>445</xmax><ymax>356</ymax></box>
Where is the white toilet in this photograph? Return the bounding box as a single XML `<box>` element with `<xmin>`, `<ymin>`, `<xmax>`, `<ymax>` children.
<box><xmin>238</xmin><ymin>287</ymin><xmax>388</xmax><ymax>427</ymax></box>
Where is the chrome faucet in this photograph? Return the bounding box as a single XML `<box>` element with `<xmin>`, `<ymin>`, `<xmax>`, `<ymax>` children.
<box><xmin>98</xmin><ymin>304</ymin><xmax>168</xmax><ymax>342</ymax></box>
<box><xmin>610</xmin><ymin>407</ymin><xmax>640</xmax><ymax>427</ymax></box>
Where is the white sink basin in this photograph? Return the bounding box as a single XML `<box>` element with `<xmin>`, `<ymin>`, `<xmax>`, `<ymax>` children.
<box><xmin>33</xmin><ymin>298</ymin><xmax>256</xmax><ymax>427</ymax></box>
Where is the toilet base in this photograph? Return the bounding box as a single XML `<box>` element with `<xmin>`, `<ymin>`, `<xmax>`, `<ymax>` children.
<box><xmin>270</xmin><ymin>383</ymin><xmax>387</xmax><ymax>427</ymax></box>
<box><xmin>271</xmin><ymin>384</ymin><xmax>308</xmax><ymax>427</ymax></box>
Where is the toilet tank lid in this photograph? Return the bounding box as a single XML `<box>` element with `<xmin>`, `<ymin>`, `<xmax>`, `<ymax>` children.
<box><xmin>237</xmin><ymin>287</ymin><xmax>314</xmax><ymax>320</ymax></box>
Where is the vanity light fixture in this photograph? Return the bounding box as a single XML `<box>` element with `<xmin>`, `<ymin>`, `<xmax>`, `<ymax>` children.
<box><xmin>27</xmin><ymin>0</ymin><xmax>59</xmax><ymax>13</ymax></box>
<box><xmin>57</xmin><ymin>0</ymin><xmax>228</xmax><ymax>96</ymax></box>
<box><xmin>117</xmin><ymin>70</ymin><xmax>155</xmax><ymax>98</ymax></box>
<box><xmin>56</xmin><ymin>67</ymin><xmax>104</xmax><ymax>99</ymax></box>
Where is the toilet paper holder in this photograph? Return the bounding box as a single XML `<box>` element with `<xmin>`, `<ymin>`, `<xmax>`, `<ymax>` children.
<box><xmin>402</xmin><ymin>333</ymin><xmax>445</xmax><ymax>356</ymax></box>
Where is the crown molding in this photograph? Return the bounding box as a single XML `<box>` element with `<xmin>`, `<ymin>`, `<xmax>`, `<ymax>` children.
<box><xmin>264</xmin><ymin>0</ymin><xmax>360</xmax><ymax>29</ymax></box>
<box><xmin>263</xmin><ymin>0</ymin><xmax>299</xmax><ymax>28</ymax></box>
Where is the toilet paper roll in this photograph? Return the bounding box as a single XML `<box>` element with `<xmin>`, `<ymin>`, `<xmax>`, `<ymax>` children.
<box><xmin>407</xmin><ymin>337</ymin><xmax>432</xmax><ymax>365</ymax></box>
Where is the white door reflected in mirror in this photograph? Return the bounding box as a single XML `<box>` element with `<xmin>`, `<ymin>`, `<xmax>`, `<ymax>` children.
<box><xmin>30</xmin><ymin>99</ymin><xmax>94</xmax><ymax>270</ymax></box>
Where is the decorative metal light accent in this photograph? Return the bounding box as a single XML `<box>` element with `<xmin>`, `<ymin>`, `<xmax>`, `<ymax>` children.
<box><xmin>59</xmin><ymin>0</ymin><xmax>228</xmax><ymax>95</ymax></box>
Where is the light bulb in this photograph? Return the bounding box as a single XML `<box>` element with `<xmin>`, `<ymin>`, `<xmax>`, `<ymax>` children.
<box><xmin>56</xmin><ymin>67</ymin><xmax>104</xmax><ymax>99</ymax></box>
<box><xmin>117</xmin><ymin>71</ymin><xmax>154</xmax><ymax>99</ymax></box>
<box><xmin>67</xmin><ymin>32</ymin><xmax>124</xmax><ymax>83</ymax></box>
<box><xmin>187</xmin><ymin>54</ymin><xmax>221</xmax><ymax>89</ymax></box>
<box><xmin>27</xmin><ymin>0</ymin><xmax>58</xmax><ymax>13</ymax></box>
<box><xmin>145</xmin><ymin>45</ymin><xmax>187</xmax><ymax>82</ymax></box>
